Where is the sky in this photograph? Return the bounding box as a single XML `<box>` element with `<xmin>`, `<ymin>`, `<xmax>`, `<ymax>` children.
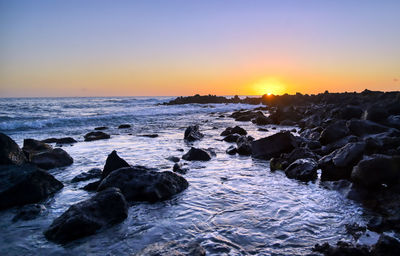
<box><xmin>0</xmin><ymin>0</ymin><xmax>399</xmax><ymax>97</ymax></box>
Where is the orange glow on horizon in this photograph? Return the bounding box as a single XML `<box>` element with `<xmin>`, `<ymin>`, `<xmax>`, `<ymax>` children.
<box><xmin>252</xmin><ymin>77</ymin><xmax>287</xmax><ymax>96</ymax></box>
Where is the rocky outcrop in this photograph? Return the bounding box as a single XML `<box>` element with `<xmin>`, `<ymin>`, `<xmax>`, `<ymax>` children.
<box><xmin>44</xmin><ymin>188</ymin><xmax>128</xmax><ymax>243</ymax></box>
<box><xmin>0</xmin><ymin>133</ymin><xmax>27</xmax><ymax>165</ymax></box>
<box><xmin>182</xmin><ymin>147</ymin><xmax>211</xmax><ymax>161</ymax></box>
<box><xmin>252</xmin><ymin>132</ymin><xmax>297</xmax><ymax>160</ymax></box>
<box><xmin>84</xmin><ymin>131</ymin><xmax>110</xmax><ymax>141</ymax></box>
<box><xmin>0</xmin><ymin>164</ymin><xmax>63</xmax><ymax>210</ymax></box>
<box><xmin>97</xmin><ymin>166</ymin><xmax>188</xmax><ymax>202</ymax></box>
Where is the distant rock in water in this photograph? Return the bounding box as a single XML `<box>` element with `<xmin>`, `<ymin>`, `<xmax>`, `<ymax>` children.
<box><xmin>220</xmin><ymin>126</ymin><xmax>247</xmax><ymax>136</ymax></box>
<box><xmin>84</xmin><ymin>131</ymin><xmax>111</xmax><ymax>141</ymax></box>
<box><xmin>44</xmin><ymin>188</ymin><xmax>128</xmax><ymax>243</ymax></box>
<box><xmin>12</xmin><ymin>204</ymin><xmax>46</xmax><ymax>222</ymax></box>
<box><xmin>41</xmin><ymin>137</ymin><xmax>77</xmax><ymax>144</ymax></box>
<box><xmin>97</xmin><ymin>166</ymin><xmax>188</xmax><ymax>202</ymax></box>
<box><xmin>101</xmin><ymin>150</ymin><xmax>130</xmax><ymax>179</ymax></box>
<box><xmin>138</xmin><ymin>134</ymin><xmax>159</xmax><ymax>138</ymax></box>
<box><xmin>0</xmin><ymin>132</ymin><xmax>27</xmax><ymax>165</ymax></box>
<box><xmin>184</xmin><ymin>125</ymin><xmax>204</xmax><ymax>141</ymax></box>
<box><xmin>182</xmin><ymin>147</ymin><xmax>211</xmax><ymax>161</ymax></box>
<box><xmin>94</xmin><ymin>126</ymin><xmax>108</xmax><ymax>130</ymax></box>
<box><xmin>0</xmin><ymin>164</ymin><xmax>63</xmax><ymax>210</ymax></box>
<box><xmin>71</xmin><ymin>168</ymin><xmax>102</xmax><ymax>183</ymax></box>
<box><xmin>118</xmin><ymin>124</ymin><xmax>131</xmax><ymax>129</ymax></box>
<box><xmin>164</xmin><ymin>94</ymin><xmax>261</xmax><ymax>105</ymax></box>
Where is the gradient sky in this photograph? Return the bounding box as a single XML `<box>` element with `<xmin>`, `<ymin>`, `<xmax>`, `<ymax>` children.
<box><xmin>1</xmin><ymin>0</ymin><xmax>399</xmax><ymax>97</ymax></box>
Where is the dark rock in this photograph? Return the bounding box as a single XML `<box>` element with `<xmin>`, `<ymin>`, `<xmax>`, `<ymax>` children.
<box><xmin>173</xmin><ymin>163</ymin><xmax>187</xmax><ymax>174</ymax></box>
<box><xmin>12</xmin><ymin>204</ymin><xmax>46</xmax><ymax>222</ymax></box>
<box><xmin>270</xmin><ymin>147</ymin><xmax>318</xmax><ymax>171</ymax></box>
<box><xmin>251</xmin><ymin>132</ymin><xmax>297</xmax><ymax>159</ymax></box>
<box><xmin>31</xmin><ymin>148</ymin><xmax>73</xmax><ymax>170</ymax></box>
<box><xmin>223</xmin><ymin>134</ymin><xmax>240</xmax><ymax>143</ymax></box>
<box><xmin>98</xmin><ymin>166</ymin><xmax>188</xmax><ymax>202</ymax></box>
<box><xmin>347</xmin><ymin>119</ymin><xmax>391</xmax><ymax>137</ymax></box>
<box><xmin>41</xmin><ymin>137</ymin><xmax>77</xmax><ymax>144</ymax></box>
<box><xmin>23</xmin><ymin>139</ymin><xmax>52</xmax><ymax>155</ymax></box>
<box><xmin>82</xmin><ymin>180</ymin><xmax>101</xmax><ymax>191</ymax></box>
<box><xmin>226</xmin><ymin>145</ymin><xmax>237</xmax><ymax>155</ymax></box>
<box><xmin>118</xmin><ymin>124</ymin><xmax>131</xmax><ymax>129</ymax></box>
<box><xmin>372</xmin><ymin>234</ymin><xmax>400</xmax><ymax>256</ymax></box>
<box><xmin>319</xmin><ymin>135</ymin><xmax>359</xmax><ymax>155</ymax></box>
<box><xmin>284</xmin><ymin>158</ymin><xmax>318</xmax><ymax>181</ymax></box>
<box><xmin>340</xmin><ymin>105</ymin><xmax>363</xmax><ymax>120</ymax></box>
<box><xmin>71</xmin><ymin>168</ymin><xmax>102</xmax><ymax>183</ymax></box>
<box><xmin>363</xmin><ymin>106</ymin><xmax>389</xmax><ymax>123</ymax></box>
<box><xmin>258</xmin><ymin>128</ymin><xmax>269</xmax><ymax>132</ymax></box>
<box><xmin>345</xmin><ymin>223</ymin><xmax>366</xmax><ymax>241</ymax></box>
<box><xmin>0</xmin><ymin>164</ymin><xmax>63</xmax><ymax>210</ymax></box>
<box><xmin>135</xmin><ymin>241</ymin><xmax>206</xmax><ymax>256</ymax></box>
<box><xmin>280</xmin><ymin>119</ymin><xmax>297</xmax><ymax>126</ymax></box>
<box><xmin>184</xmin><ymin>125</ymin><xmax>204</xmax><ymax>141</ymax></box>
<box><xmin>312</xmin><ymin>241</ymin><xmax>370</xmax><ymax>256</ymax></box>
<box><xmin>138</xmin><ymin>134</ymin><xmax>159</xmax><ymax>138</ymax></box>
<box><xmin>166</xmin><ymin>156</ymin><xmax>180</xmax><ymax>163</ymax></box>
<box><xmin>84</xmin><ymin>131</ymin><xmax>110</xmax><ymax>142</ymax></box>
<box><xmin>220</xmin><ymin>126</ymin><xmax>247</xmax><ymax>136</ymax></box>
<box><xmin>236</xmin><ymin>136</ymin><xmax>252</xmax><ymax>155</ymax></box>
<box><xmin>94</xmin><ymin>126</ymin><xmax>108</xmax><ymax>130</ymax></box>
<box><xmin>44</xmin><ymin>188</ymin><xmax>128</xmax><ymax>243</ymax></box>
<box><xmin>253</xmin><ymin>115</ymin><xmax>271</xmax><ymax>125</ymax></box>
<box><xmin>351</xmin><ymin>154</ymin><xmax>400</xmax><ymax>188</ymax></box>
<box><xmin>182</xmin><ymin>147</ymin><xmax>211</xmax><ymax>161</ymax></box>
<box><xmin>319</xmin><ymin>120</ymin><xmax>349</xmax><ymax>145</ymax></box>
<box><xmin>102</xmin><ymin>150</ymin><xmax>130</xmax><ymax>179</ymax></box>
<box><xmin>0</xmin><ymin>132</ymin><xmax>27</xmax><ymax>165</ymax></box>
<box><xmin>385</xmin><ymin>115</ymin><xmax>400</xmax><ymax>129</ymax></box>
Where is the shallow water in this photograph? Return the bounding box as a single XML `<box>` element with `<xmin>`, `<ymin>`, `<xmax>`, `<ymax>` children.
<box><xmin>0</xmin><ymin>97</ymin><xmax>366</xmax><ymax>255</ymax></box>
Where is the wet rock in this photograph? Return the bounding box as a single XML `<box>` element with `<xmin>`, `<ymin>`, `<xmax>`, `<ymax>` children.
<box><xmin>101</xmin><ymin>150</ymin><xmax>130</xmax><ymax>179</ymax></box>
<box><xmin>173</xmin><ymin>163</ymin><xmax>187</xmax><ymax>174</ymax></box>
<box><xmin>363</xmin><ymin>106</ymin><xmax>389</xmax><ymax>123</ymax></box>
<box><xmin>284</xmin><ymin>158</ymin><xmax>318</xmax><ymax>181</ymax></box>
<box><xmin>0</xmin><ymin>132</ymin><xmax>27</xmax><ymax>165</ymax></box>
<box><xmin>347</xmin><ymin>120</ymin><xmax>391</xmax><ymax>137</ymax></box>
<box><xmin>22</xmin><ymin>139</ymin><xmax>52</xmax><ymax>158</ymax></box>
<box><xmin>252</xmin><ymin>115</ymin><xmax>271</xmax><ymax>125</ymax></box>
<box><xmin>41</xmin><ymin>137</ymin><xmax>77</xmax><ymax>144</ymax></box>
<box><xmin>319</xmin><ymin>120</ymin><xmax>349</xmax><ymax>145</ymax></box>
<box><xmin>182</xmin><ymin>147</ymin><xmax>211</xmax><ymax>161</ymax></box>
<box><xmin>44</xmin><ymin>188</ymin><xmax>128</xmax><ymax>243</ymax></box>
<box><xmin>12</xmin><ymin>204</ymin><xmax>46</xmax><ymax>222</ymax></box>
<box><xmin>270</xmin><ymin>147</ymin><xmax>318</xmax><ymax>171</ymax></box>
<box><xmin>252</xmin><ymin>131</ymin><xmax>297</xmax><ymax>160</ymax></box>
<box><xmin>223</xmin><ymin>134</ymin><xmax>240</xmax><ymax>143</ymax></box>
<box><xmin>31</xmin><ymin>148</ymin><xmax>73</xmax><ymax>170</ymax></box>
<box><xmin>82</xmin><ymin>180</ymin><xmax>101</xmax><ymax>191</ymax></box>
<box><xmin>319</xmin><ymin>135</ymin><xmax>359</xmax><ymax>155</ymax></box>
<box><xmin>258</xmin><ymin>128</ymin><xmax>269</xmax><ymax>132</ymax></box>
<box><xmin>184</xmin><ymin>125</ymin><xmax>204</xmax><ymax>141</ymax></box>
<box><xmin>372</xmin><ymin>234</ymin><xmax>400</xmax><ymax>256</ymax></box>
<box><xmin>134</xmin><ymin>241</ymin><xmax>205</xmax><ymax>256</ymax></box>
<box><xmin>71</xmin><ymin>168</ymin><xmax>102</xmax><ymax>183</ymax></box>
<box><xmin>220</xmin><ymin>126</ymin><xmax>247</xmax><ymax>136</ymax></box>
<box><xmin>312</xmin><ymin>241</ymin><xmax>370</xmax><ymax>256</ymax></box>
<box><xmin>351</xmin><ymin>154</ymin><xmax>400</xmax><ymax>188</ymax></box>
<box><xmin>226</xmin><ymin>145</ymin><xmax>237</xmax><ymax>155</ymax></box>
<box><xmin>98</xmin><ymin>166</ymin><xmax>188</xmax><ymax>202</ymax></box>
<box><xmin>138</xmin><ymin>134</ymin><xmax>159</xmax><ymax>138</ymax></box>
<box><xmin>236</xmin><ymin>135</ymin><xmax>252</xmax><ymax>155</ymax></box>
<box><xmin>345</xmin><ymin>223</ymin><xmax>366</xmax><ymax>240</ymax></box>
<box><xmin>340</xmin><ymin>105</ymin><xmax>363</xmax><ymax>120</ymax></box>
<box><xmin>166</xmin><ymin>156</ymin><xmax>180</xmax><ymax>163</ymax></box>
<box><xmin>118</xmin><ymin>124</ymin><xmax>131</xmax><ymax>129</ymax></box>
<box><xmin>280</xmin><ymin>119</ymin><xmax>297</xmax><ymax>126</ymax></box>
<box><xmin>94</xmin><ymin>126</ymin><xmax>108</xmax><ymax>130</ymax></box>
<box><xmin>84</xmin><ymin>131</ymin><xmax>110</xmax><ymax>141</ymax></box>
<box><xmin>0</xmin><ymin>164</ymin><xmax>63</xmax><ymax>210</ymax></box>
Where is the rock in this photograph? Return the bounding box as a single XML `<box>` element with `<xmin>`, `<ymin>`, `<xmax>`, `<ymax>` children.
<box><xmin>258</xmin><ymin>128</ymin><xmax>269</xmax><ymax>132</ymax></box>
<box><xmin>184</xmin><ymin>125</ymin><xmax>204</xmax><ymax>141</ymax></box>
<box><xmin>319</xmin><ymin>135</ymin><xmax>359</xmax><ymax>155</ymax></box>
<box><xmin>71</xmin><ymin>168</ymin><xmax>102</xmax><ymax>183</ymax></box>
<box><xmin>270</xmin><ymin>147</ymin><xmax>318</xmax><ymax>171</ymax></box>
<box><xmin>0</xmin><ymin>132</ymin><xmax>27</xmax><ymax>165</ymax></box>
<box><xmin>345</xmin><ymin>223</ymin><xmax>366</xmax><ymax>241</ymax></box>
<box><xmin>30</xmin><ymin>148</ymin><xmax>73</xmax><ymax>170</ymax></box>
<box><xmin>284</xmin><ymin>158</ymin><xmax>318</xmax><ymax>181</ymax></box>
<box><xmin>41</xmin><ymin>137</ymin><xmax>77</xmax><ymax>144</ymax></box>
<box><xmin>319</xmin><ymin>120</ymin><xmax>349</xmax><ymax>145</ymax></box>
<box><xmin>223</xmin><ymin>134</ymin><xmax>240</xmax><ymax>143</ymax></box>
<box><xmin>0</xmin><ymin>164</ymin><xmax>63</xmax><ymax>210</ymax></box>
<box><xmin>82</xmin><ymin>180</ymin><xmax>101</xmax><ymax>191</ymax></box>
<box><xmin>340</xmin><ymin>105</ymin><xmax>363</xmax><ymax>120</ymax></box>
<box><xmin>220</xmin><ymin>126</ymin><xmax>247</xmax><ymax>136</ymax></box>
<box><xmin>226</xmin><ymin>145</ymin><xmax>237</xmax><ymax>155</ymax></box>
<box><xmin>236</xmin><ymin>136</ymin><xmax>252</xmax><ymax>155</ymax></box>
<box><xmin>166</xmin><ymin>156</ymin><xmax>180</xmax><ymax>163</ymax></box>
<box><xmin>251</xmin><ymin>131</ymin><xmax>297</xmax><ymax>159</ymax></box>
<box><xmin>173</xmin><ymin>163</ymin><xmax>187</xmax><ymax>174</ymax></box>
<box><xmin>363</xmin><ymin>106</ymin><xmax>389</xmax><ymax>123</ymax></box>
<box><xmin>138</xmin><ymin>134</ymin><xmax>159</xmax><ymax>138</ymax></box>
<box><xmin>252</xmin><ymin>115</ymin><xmax>271</xmax><ymax>125</ymax></box>
<box><xmin>279</xmin><ymin>119</ymin><xmax>297</xmax><ymax>126</ymax></box>
<box><xmin>12</xmin><ymin>204</ymin><xmax>46</xmax><ymax>222</ymax></box>
<box><xmin>347</xmin><ymin>119</ymin><xmax>391</xmax><ymax>137</ymax></box>
<box><xmin>312</xmin><ymin>241</ymin><xmax>370</xmax><ymax>256</ymax></box>
<box><xmin>372</xmin><ymin>234</ymin><xmax>400</xmax><ymax>256</ymax></box>
<box><xmin>22</xmin><ymin>139</ymin><xmax>52</xmax><ymax>159</ymax></box>
<box><xmin>182</xmin><ymin>147</ymin><xmax>211</xmax><ymax>161</ymax></box>
<box><xmin>94</xmin><ymin>126</ymin><xmax>108</xmax><ymax>130</ymax></box>
<box><xmin>44</xmin><ymin>188</ymin><xmax>128</xmax><ymax>243</ymax></box>
<box><xmin>101</xmin><ymin>150</ymin><xmax>130</xmax><ymax>179</ymax></box>
<box><xmin>351</xmin><ymin>154</ymin><xmax>400</xmax><ymax>188</ymax></box>
<box><xmin>84</xmin><ymin>131</ymin><xmax>110</xmax><ymax>142</ymax></box>
<box><xmin>97</xmin><ymin>166</ymin><xmax>188</xmax><ymax>202</ymax></box>
<box><xmin>134</xmin><ymin>241</ymin><xmax>206</xmax><ymax>256</ymax></box>
<box><xmin>385</xmin><ymin>115</ymin><xmax>400</xmax><ymax>129</ymax></box>
<box><xmin>118</xmin><ymin>124</ymin><xmax>131</xmax><ymax>129</ymax></box>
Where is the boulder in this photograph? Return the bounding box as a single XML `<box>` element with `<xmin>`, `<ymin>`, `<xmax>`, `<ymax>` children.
<box><xmin>41</xmin><ymin>137</ymin><xmax>77</xmax><ymax>144</ymax></box>
<box><xmin>97</xmin><ymin>166</ymin><xmax>188</xmax><ymax>202</ymax></box>
<box><xmin>94</xmin><ymin>126</ymin><xmax>108</xmax><ymax>130</ymax></box>
<box><xmin>166</xmin><ymin>156</ymin><xmax>180</xmax><ymax>163</ymax></box>
<box><xmin>173</xmin><ymin>163</ymin><xmax>187</xmax><ymax>174</ymax></box>
<box><xmin>118</xmin><ymin>124</ymin><xmax>131</xmax><ymax>129</ymax></box>
<box><xmin>284</xmin><ymin>158</ymin><xmax>318</xmax><ymax>182</ymax></box>
<box><xmin>138</xmin><ymin>134</ymin><xmax>159</xmax><ymax>138</ymax></box>
<box><xmin>252</xmin><ymin>115</ymin><xmax>271</xmax><ymax>125</ymax></box>
<box><xmin>347</xmin><ymin>120</ymin><xmax>391</xmax><ymax>137</ymax></box>
<box><xmin>23</xmin><ymin>138</ymin><xmax>52</xmax><ymax>154</ymax></box>
<box><xmin>84</xmin><ymin>131</ymin><xmax>110</xmax><ymax>141</ymax></box>
<box><xmin>363</xmin><ymin>106</ymin><xmax>389</xmax><ymax>123</ymax></box>
<box><xmin>0</xmin><ymin>164</ymin><xmax>63</xmax><ymax>210</ymax></box>
<box><xmin>184</xmin><ymin>125</ymin><xmax>204</xmax><ymax>141</ymax></box>
<box><xmin>226</xmin><ymin>146</ymin><xmax>237</xmax><ymax>155</ymax></box>
<box><xmin>313</xmin><ymin>241</ymin><xmax>370</xmax><ymax>256</ymax></box>
<box><xmin>182</xmin><ymin>147</ymin><xmax>211</xmax><ymax>161</ymax></box>
<box><xmin>340</xmin><ymin>105</ymin><xmax>363</xmax><ymax>120</ymax></box>
<box><xmin>270</xmin><ymin>147</ymin><xmax>318</xmax><ymax>171</ymax></box>
<box><xmin>101</xmin><ymin>150</ymin><xmax>130</xmax><ymax>179</ymax></box>
<box><xmin>82</xmin><ymin>180</ymin><xmax>101</xmax><ymax>191</ymax></box>
<box><xmin>223</xmin><ymin>134</ymin><xmax>240</xmax><ymax>143</ymax></box>
<box><xmin>351</xmin><ymin>154</ymin><xmax>400</xmax><ymax>188</ymax></box>
<box><xmin>0</xmin><ymin>132</ymin><xmax>27</xmax><ymax>165</ymax></box>
<box><xmin>12</xmin><ymin>204</ymin><xmax>46</xmax><ymax>222</ymax></box>
<box><xmin>31</xmin><ymin>148</ymin><xmax>73</xmax><ymax>170</ymax></box>
<box><xmin>71</xmin><ymin>168</ymin><xmax>102</xmax><ymax>183</ymax></box>
<box><xmin>236</xmin><ymin>136</ymin><xmax>252</xmax><ymax>155</ymax></box>
<box><xmin>44</xmin><ymin>188</ymin><xmax>128</xmax><ymax>243</ymax></box>
<box><xmin>220</xmin><ymin>126</ymin><xmax>247</xmax><ymax>136</ymax></box>
<box><xmin>372</xmin><ymin>234</ymin><xmax>400</xmax><ymax>256</ymax></box>
<box><xmin>319</xmin><ymin>120</ymin><xmax>349</xmax><ymax>145</ymax></box>
<box><xmin>251</xmin><ymin>132</ymin><xmax>297</xmax><ymax>159</ymax></box>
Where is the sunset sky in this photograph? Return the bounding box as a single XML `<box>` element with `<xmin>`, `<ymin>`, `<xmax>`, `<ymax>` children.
<box><xmin>1</xmin><ymin>0</ymin><xmax>399</xmax><ymax>97</ymax></box>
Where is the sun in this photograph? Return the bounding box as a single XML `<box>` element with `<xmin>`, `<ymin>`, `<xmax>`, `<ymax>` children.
<box><xmin>252</xmin><ymin>77</ymin><xmax>286</xmax><ymax>96</ymax></box>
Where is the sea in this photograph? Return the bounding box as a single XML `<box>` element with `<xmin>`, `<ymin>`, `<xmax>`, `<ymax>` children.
<box><xmin>0</xmin><ymin>97</ymin><xmax>371</xmax><ymax>255</ymax></box>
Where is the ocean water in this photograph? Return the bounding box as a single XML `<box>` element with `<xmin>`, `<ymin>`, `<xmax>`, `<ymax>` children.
<box><xmin>0</xmin><ymin>97</ymin><xmax>366</xmax><ymax>255</ymax></box>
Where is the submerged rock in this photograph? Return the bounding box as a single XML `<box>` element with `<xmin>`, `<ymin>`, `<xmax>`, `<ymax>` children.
<box><xmin>138</xmin><ymin>134</ymin><xmax>159</xmax><ymax>138</ymax></box>
<box><xmin>184</xmin><ymin>125</ymin><xmax>204</xmax><ymax>141</ymax></box>
<box><xmin>71</xmin><ymin>168</ymin><xmax>102</xmax><ymax>183</ymax></box>
<box><xmin>118</xmin><ymin>124</ymin><xmax>131</xmax><ymax>129</ymax></box>
<box><xmin>226</xmin><ymin>145</ymin><xmax>237</xmax><ymax>155</ymax></box>
<box><xmin>173</xmin><ymin>163</ymin><xmax>188</xmax><ymax>174</ymax></box>
<box><xmin>101</xmin><ymin>150</ymin><xmax>130</xmax><ymax>179</ymax></box>
<box><xmin>166</xmin><ymin>156</ymin><xmax>180</xmax><ymax>163</ymax></box>
<box><xmin>84</xmin><ymin>131</ymin><xmax>110</xmax><ymax>142</ymax></box>
<box><xmin>94</xmin><ymin>126</ymin><xmax>108</xmax><ymax>130</ymax></box>
<box><xmin>44</xmin><ymin>188</ymin><xmax>128</xmax><ymax>243</ymax></box>
<box><xmin>0</xmin><ymin>164</ymin><xmax>63</xmax><ymax>210</ymax></box>
<box><xmin>0</xmin><ymin>132</ymin><xmax>27</xmax><ymax>165</ymax></box>
<box><xmin>252</xmin><ymin>131</ymin><xmax>297</xmax><ymax>160</ymax></box>
<box><xmin>97</xmin><ymin>166</ymin><xmax>188</xmax><ymax>202</ymax></box>
<box><xmin>12</xmin><ymin>204</ymin><xmax>46</xmax><ymax>222</ymax></box>
<box><xmin>182</xmin><ymin>147</ymin><xmax>211</xmax><ymax>161</ymax></box>
<box><xmin>135</xmin><ymin>241</ymin><xmax>205</xmax><ymax>256</ymax></box>
<box><xmin>284</xmin><ymin>158</ymin><xmax>318</xmax><ymax>182</ymax></box>
<box><xmin>31</xmin><ymin>148</ymin><xmax>73</xmax><ymax>170</ymax></box>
